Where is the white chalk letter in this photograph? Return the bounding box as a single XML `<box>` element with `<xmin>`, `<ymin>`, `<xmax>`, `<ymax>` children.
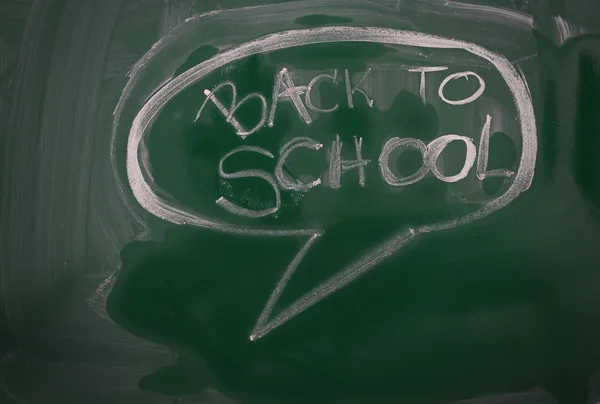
<box><xmin>379</xmin><ymin>137</ymin><xmax>429</xmax><ymax>186</ymax></box>
<box><xmin>216</xmin><ymin>146</ymin><xmax>281</xmax><ymax>218</ymax></box>
<box><xmin>408</xmin><ymin>66</ymin><xmax>448</xmax><ymax>104</ymax></box>
<box><xmin>344</xmin><ymin>69</ymin><xmax>373</xmax><ymax>108</ymax></box>
<box><xmin>438</xmin><ymin>71</ymin><xmax>486</xmax><ymax>105</ymax></box>
<box><xmin>276</xmin><ymin>137</ymin><xmax>323</xmax><ymax>192</ymax></box>
<box><xmin>196</xmin><ymin>81</ymin><xmax>267</xmax><ymax>138</ymax></box>
<box><xmin>425</xmin><ymin>135</ymin><xmax>477</xmax><ymax>183</ymax></box>
<box><xmin>328</xmin><ymin>135</ymin><xmax>370</xmax><ymax>189</ymax></box>
<box><xmin>305</xmin><ymin>70</ymin><xmax>339</xmax><ymax>113</ymax></box>
<box><xmin>476</xmin><ymin>114</ymin><xmax>515</xmax><ymax>180</ymax></box>
<box><xmin>269</xmin><ymin>68</ymin><xmax>311</xmax><ymax>126</ymax></box>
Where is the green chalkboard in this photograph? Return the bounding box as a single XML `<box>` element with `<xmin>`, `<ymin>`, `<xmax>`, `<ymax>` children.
<box><xmin>3</xmin><ymin>1</ymin><xmax>600</xmax><ymax>404</ymax></box>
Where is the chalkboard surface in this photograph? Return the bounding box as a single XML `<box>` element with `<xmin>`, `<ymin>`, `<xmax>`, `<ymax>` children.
<box><xmin>2</xmin><ymin>1</ymin><xmax>600</xmax><ymax>403</ymax></box>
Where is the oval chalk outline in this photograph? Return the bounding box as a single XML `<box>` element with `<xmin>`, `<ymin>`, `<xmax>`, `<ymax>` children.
<box><xmin>127</xmin><ymin>26</ymin><xmax>537</xmax><ymax>236</ymax></box>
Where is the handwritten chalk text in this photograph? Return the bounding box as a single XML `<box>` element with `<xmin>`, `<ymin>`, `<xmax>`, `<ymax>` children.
<box><xmin>197</xmin><ymin>67</ymin><xmax>486</xmax><ymax>136</ymax></box>
<box><xmin>198</xmin><ymin>68</ymin><xmax>507</xmax><ymax>218</ymax></box>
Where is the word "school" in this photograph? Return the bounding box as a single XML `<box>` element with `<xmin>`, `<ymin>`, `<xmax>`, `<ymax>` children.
<box><xmin>215</xmin><ymin>114</ymin><xmax>512</xmax><ymax>219</ymax></box>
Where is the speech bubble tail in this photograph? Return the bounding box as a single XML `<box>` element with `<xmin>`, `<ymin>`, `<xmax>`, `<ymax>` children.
<box><xmin>249</xmin><ymin>227</ymin><xmax>419</xmax><ymax>341</ymax></box>
<box><xmin>250</xmin><ymin>231</ymin><xmax>323</xmax><ymax>340</ymax></box>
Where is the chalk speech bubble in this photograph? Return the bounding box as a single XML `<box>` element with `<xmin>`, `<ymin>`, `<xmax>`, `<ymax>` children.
<box><xmin>125</xmin><ymin>26</ymin><xmax>537</xmax><ymax>341</ymax></box>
